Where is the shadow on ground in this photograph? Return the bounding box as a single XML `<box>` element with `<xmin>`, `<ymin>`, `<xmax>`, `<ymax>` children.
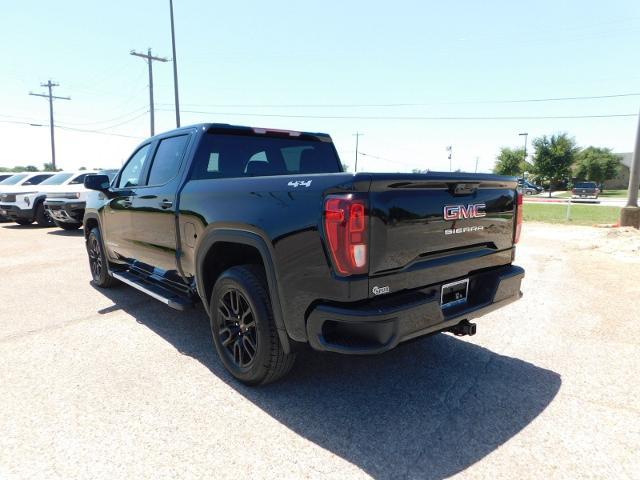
<box><xmin>46</xmin><ymin>228</ymin><xmax>84</xmax><ymax>237</ymax></box>
<box><xmin>1</xmin><ymin>224</ymin><xmax>50</xmax><ymax>230</ymax></box>
<box><xmin>94</xmin><ymin>283</ymin><xmax>561</xmax><ymax>480</ymax></box>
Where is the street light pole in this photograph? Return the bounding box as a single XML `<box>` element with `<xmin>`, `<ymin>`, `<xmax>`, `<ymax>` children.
<box><xmin>169</xmin><ymin>0</ymin><xmax>181</xmax><ymax>128</ymax></box>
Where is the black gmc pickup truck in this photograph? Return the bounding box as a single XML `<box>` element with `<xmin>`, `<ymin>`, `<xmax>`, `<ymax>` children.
<box><xmin>83</xmin><ymin>123</ymin><xmax>524</xmax><ymax>385</ymax></box>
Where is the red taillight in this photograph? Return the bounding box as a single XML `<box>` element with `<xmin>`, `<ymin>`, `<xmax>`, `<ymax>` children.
<box><xmin>514</xmin><ymin>191</ymin><xmax>523</xmax><ymax>244</ymax></box>
<box><xmin>324</xmin><ymin>195</ymin><xmax>368</xmax><ymax>275</ymax></box>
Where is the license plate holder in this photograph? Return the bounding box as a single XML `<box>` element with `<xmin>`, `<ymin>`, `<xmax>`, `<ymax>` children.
<box><xmin>441</xmin><ymin>278</ymin><xmax>469</xmax><ymax>308</ymax></box>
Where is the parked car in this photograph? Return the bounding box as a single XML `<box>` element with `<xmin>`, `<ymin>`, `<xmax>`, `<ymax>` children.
<box><xmin>0</xmin><ymin>172</ymin><xmax>56</xmax><ymax>224</ymax></box>
<box><xmin>0</xmin><ymin>171</ymin><xmax>96</xmax><ymax>226</ymax></box>
<box><xmin>45</xmin><ymin>169</ymin><xmax>118</xmax><ymax>230</ymax></box>
<box><xmin>0</xmin><ymin>174</ymin><xmax>13</xmax><ymax>182</ymax></box>
<box><xmin>83</xmin><ymin>123</ymin><xmax>524</xmax><ymax>385</ymax></box>
<box><xmin>572</xmin><ymin>181</ymin><xmax>600</xmax><ymax>199</ymax></box>
<box><xmin>517</xmin><ymin>179</ymin><xmax>544</xmax><ymax>195</ymax></box>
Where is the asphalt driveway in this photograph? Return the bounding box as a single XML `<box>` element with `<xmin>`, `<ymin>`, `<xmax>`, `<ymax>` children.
<box><xmin>0</xmin><ymin>223</ymin><xmax>638</xmax><ymax>479</ymax></box>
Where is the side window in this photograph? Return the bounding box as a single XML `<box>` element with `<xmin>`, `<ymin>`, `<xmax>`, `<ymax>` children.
<box><xmin>69</xmin><ymin>174</ymin><xmax>87</xmax><ymax>185</ymax></box>
<box><xmin>205</xmin><ymin>153</ymin><xmax>220</xmax><ymax>174</ymax></box>
<box><xmin>147</xmin><ymin>135</ymin><xmax>189</xmax><ymax>186</ymax></box>
<box><xmin>23</xmin><ymin>175</ymin><xmax>52</xmax><ymax>185</ymax></box>
<box><xmin>118</xmin><ymin>144</ymin><xmax>151</xmax><ymax>188</ymax></box>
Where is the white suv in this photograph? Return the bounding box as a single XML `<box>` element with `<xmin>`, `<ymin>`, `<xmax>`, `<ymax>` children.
<box><xmin>45</xmin><ymin>170</ymin><xmax>118</xmax><ymax>230</ymax></box>
<box><xmin>0</xmin><ymin>171</ymin><xmax>97</xmax><ymax>226</ymax></box>
<box><xmin>0</xmin><ymin>172</ymin><xmax>57</xmax><ymax>223</ymax></box>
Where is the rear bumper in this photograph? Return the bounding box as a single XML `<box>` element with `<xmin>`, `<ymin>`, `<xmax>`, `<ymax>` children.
<box><xmin>44</xmin><ymin>200</ymin><xmax>85</xmax><ymax>223</ymax></box>
<box><xmin>0</xmin><ymin>204</ymin><xmax>34</xmax><ymax>221</ymax></box>
<box><xmin>306</xmin><ymin>264</ymin><xmax>524</xmax><ymax>354</ymax></box>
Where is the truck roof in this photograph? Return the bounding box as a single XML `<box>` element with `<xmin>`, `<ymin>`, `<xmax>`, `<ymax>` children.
<box><xmin>149</xmin><ymin>123</ymin><xmax>333</xmax><ymax>142</ymax></box>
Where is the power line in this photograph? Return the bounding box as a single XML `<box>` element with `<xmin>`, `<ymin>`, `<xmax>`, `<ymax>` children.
<box><xmin>90</xmin><ymin>110</ymin><xmax>150</xmax><ymax>131</ymax></box>
<box><xmin>56</xmin><ymin>105</ymin><xmax>149</xmax><ymax>127</ymax></box>
<box><xmin>162</xmin><ymin>108</ymin><xmax>638</xmax><ymax>121</ymax></box>
<box><xmin>358</xmin><ymin>151</ymin><xmax>413</xmax><ymax>168</ymax></box>
<box><xmin>159</xmin><ymin>92</ymin><xmax>640</xmax><ymax>109</ymax></box>
<box><xmin>0</xmin><ymin>119</ymin><xmax>144</xmax><ymax>139</ymax></box>
<box><xmin>56</xmin><ymin>125</ymin><xmax>145</xmax><ymax>139</ymax></box>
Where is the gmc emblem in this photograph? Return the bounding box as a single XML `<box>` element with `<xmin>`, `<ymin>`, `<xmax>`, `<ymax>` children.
<box><xmin>443</xmin><ymin>203</ymin><xmax>486</xmax><ymax>221</ymax></box>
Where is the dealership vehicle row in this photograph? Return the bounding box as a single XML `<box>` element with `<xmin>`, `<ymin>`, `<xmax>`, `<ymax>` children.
<box><xmin>0</xmin><ymin>170</ymin><xmax>117</xmax><ymax>229</ymax></box>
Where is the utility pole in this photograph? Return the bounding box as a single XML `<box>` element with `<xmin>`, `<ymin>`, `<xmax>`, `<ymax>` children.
<box><xmin>353</xmin><ymin>132</ymin><xmax>364</xmax><ymax>172</ymax></box>
<box><xmin>475</xmin><ymin>156</ymin><xmax>479</xmax><ymax>173</ymax></box>
<box><xmin>169</xmin><ymin>0</ymin><xmax>181</xmax><ymax>127</ymax></box>
<box><xmin>519</xmin><ymin>132</ymin><xmax>528</xmax><ymax>180</ymax></box>
<box><xmin>446</xmin><ymin>146</ymin><xmax>452</xmax><ymax>171</ymax></box>
<box><xmin>620</xmin><ymin>108</ymin><xmax>640</xmax><ymax>227</ymax></box>
<box><xmin>130</xmin><ymin>48</ymin><xmax>168</xmax><ymax>136</ymax></box>
<box><xmin>29</xmin><ymin>80</ymin><xmax>70</xmax><ymax>171</ymax></box>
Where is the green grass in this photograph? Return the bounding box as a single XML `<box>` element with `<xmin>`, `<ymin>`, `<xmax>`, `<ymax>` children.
<box><xmin>523</xmin><ymin>203</ymin><xmax>621</xmax><ymax>225</ymax></box>
<box><xmin>556</xmin><ymin>189</ymin><xmax>632</xmax><ymax>199</ymax></box>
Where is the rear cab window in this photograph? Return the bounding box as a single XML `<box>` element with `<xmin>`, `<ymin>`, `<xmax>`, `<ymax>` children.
<box><xmin>190</xmin><ymin>132</ymin><xmax>342</xmax><ymax>180</ymax></box>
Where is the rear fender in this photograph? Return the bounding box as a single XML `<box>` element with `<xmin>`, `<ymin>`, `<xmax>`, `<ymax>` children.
<box><xmin>195</xmin><ymin>228</ymin><xmax>291</xmax><ymax>353</ymax></box>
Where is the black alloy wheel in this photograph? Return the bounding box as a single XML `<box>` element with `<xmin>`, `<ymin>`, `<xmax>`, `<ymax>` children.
<box><xmin>217</xmin><ymin>288</ymin><xmax>258</xmax><ymax>368</ymax></box>
<box><xmin>88</xmin><ymin>235</ymin><xmax>103</xmax><ymax>281</ymax></box>
<box><xmin>208</xmin><ymin>265</ymin><xmax>295</xmax><ymax>385</ymax></box>
<box><xmin>86</xmin><ymin>228</ymin><xmax>116</xmax><ymax>288</ymax></box>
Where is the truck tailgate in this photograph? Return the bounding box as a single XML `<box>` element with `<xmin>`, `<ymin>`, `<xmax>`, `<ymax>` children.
<box><xmin>367</xmin><ymin>173</ymin><xmax>518</xmax><ymax>297</ymax></box>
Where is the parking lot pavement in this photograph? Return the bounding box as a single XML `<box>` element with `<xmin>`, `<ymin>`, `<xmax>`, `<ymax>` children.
<box><xmin>0</xmin><ymin>222</ymin><xmax>638</xmax><ymax>480</ymax></box>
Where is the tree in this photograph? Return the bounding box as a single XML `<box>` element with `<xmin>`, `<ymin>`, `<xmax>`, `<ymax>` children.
<box><xmin>493</xmin><ymin>147</ymin><xmax>529</xmax><ymax>176</ymax></box>
<box><xmin>79</xmin><ymin>166</ymin><xmax>87</xmax><ymax>171</ymax></box>
<box><xmin>574</xmin><ymin>147</ymin><xmax>620</xmax><ymax>188</ymax></box>
<box><xmin>531</xmin><ymin>133</ymin><xmax>578</xmax><ymax>196</ymax></box>
<box><xmin>43</xmin><ymin>163</ymin><xmax>58</xmax><ymax>172</ymax></box>
<box><xmin>9</xmin><ymin>166</ymin><xmax>37</xmax><ymax>172</ymax></box>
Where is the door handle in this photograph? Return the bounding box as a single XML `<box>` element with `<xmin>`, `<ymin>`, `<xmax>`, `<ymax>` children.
<box><xmin>160</xmin><ymin>199</ymin><xmax>173</xmax><ymax>209</ymax></box>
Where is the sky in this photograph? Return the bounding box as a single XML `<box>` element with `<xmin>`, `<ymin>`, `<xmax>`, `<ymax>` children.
<box><xmin>1</xmin><ymin>0</ymin><xmax>639</xmax><ymax>173</ymax></box>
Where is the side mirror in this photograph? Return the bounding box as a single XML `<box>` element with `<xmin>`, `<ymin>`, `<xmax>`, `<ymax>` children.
<box><xmin>84</xmin><ymin>174</ymin><xmax>112</xmax><ymax>193</ymax></box>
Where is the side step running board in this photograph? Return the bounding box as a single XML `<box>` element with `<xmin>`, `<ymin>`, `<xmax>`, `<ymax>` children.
<box><xmin>112</xmin><ymin>271</ymin><xmax>194</xmax><ymax>311</ymax></box>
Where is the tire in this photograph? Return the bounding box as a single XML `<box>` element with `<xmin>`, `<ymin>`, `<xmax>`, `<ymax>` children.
<box><xmin>209</xmin><ymin>265</ymin><xmax>295</xmax><ymax>385</ymax></box>
<box><xmin>86</xmin><ymin>227</ymin><xmax>117</xmax><ymax>288</ymax></box>
<box><xmin>35</xmin><ymin>203</ymin><xmax>53</xmax><ymax>227</ymax></box>
<box><xmin>15</xmin><ymin>218</ymin><xmax>34</xmax><ymax>225</ymax></box>
<box><xmin>54</xmin><ymin>220</ymin><xmax>82</xmax><ymax>230</ymax></box>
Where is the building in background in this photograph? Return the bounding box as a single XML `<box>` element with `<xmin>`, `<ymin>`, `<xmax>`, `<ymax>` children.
<box><xmin>604</xmin><ymin>152</ymin><xmax>633</xmax><ymax>189</ymax></box>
